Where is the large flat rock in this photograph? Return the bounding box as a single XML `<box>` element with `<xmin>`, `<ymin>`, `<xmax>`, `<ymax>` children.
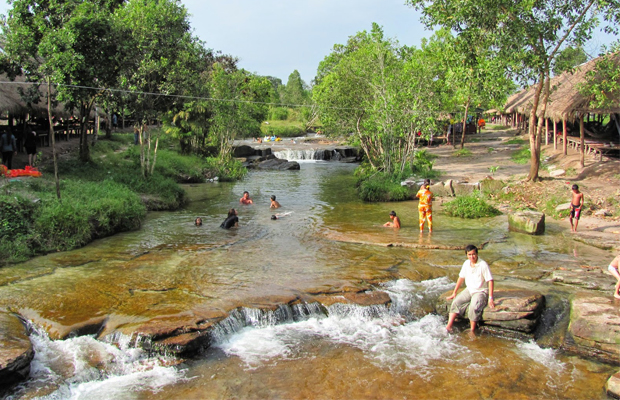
<box><xmin>0</xmin><ymin>312</ymin><xmax>34</xmax><ymax>391</ymax></box>
<box><xmin>607</xmin><ymin>371</ymin><xmax>620</xmax><ymax>399</ymax></box>
<box><xmin>508</xmin><ymin>211</ymin><xmax>545</xmax><ymax>235</ymax></box>
<box><xmin>436</xmin><ymin>287</ymin><xmax>545</xmax><ymax>333</ymax></box>
<box><xmin>566</xmin><ymin>292</ymin><xmax>620</xmax><ymax>365</ymax></box>
<box><xmin>551</xmin><ymin>267</ymin><xmax>616</xmax><ymax>292</ymax></box>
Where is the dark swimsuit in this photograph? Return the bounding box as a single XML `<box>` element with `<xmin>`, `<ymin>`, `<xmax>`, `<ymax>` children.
<box><xmin>220</xmin><ymin>215</ymin><xmax>239</xmax><ymax>229</ymax></box>
<box><xmin>570</xmin><ymin>204</ymin><xmax>581</xmax><ymax>220</ymax></box>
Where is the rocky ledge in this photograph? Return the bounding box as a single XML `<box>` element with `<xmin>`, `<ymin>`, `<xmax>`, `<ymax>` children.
<box><xmin>565</xmin><ymin>292</ymin><xmax>620</xmax><ymax>365</ymax></box>
<box><xmin>436</xmin><ymin>287</ymin><xmax>545</xmax><ymax>334</ymax></box>
<box><xmin>0</xmin><ymin>312</ymin><xmax>34</xmax><ymax>392</ymax></box>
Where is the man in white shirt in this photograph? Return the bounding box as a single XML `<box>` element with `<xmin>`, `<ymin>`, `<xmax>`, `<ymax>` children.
<box><xmin>446</xmin><ymin>244</ymin><xmax>495</xmax><ymax>333</ymax></box>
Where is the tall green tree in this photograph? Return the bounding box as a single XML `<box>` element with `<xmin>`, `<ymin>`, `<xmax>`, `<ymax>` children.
<box><xmin>314</xmin><ymin>24</ymin><xmax>441</xmax><ymax>174</ymax></box>
<box><xmin>407</xmin><ymin>0</ymin><xmax>620</xmax><ymax>180</ymax></box>
<box><xmin>553</xmin><ymin>46</ymin><xmax>589</xmax><ymax>76</ymax></box>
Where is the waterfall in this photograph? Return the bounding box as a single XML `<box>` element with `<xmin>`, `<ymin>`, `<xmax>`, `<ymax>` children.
<box><xmin>273</xmin><ymin>149</ymin><xmax>325</xmax><ymax>161</ymax></box>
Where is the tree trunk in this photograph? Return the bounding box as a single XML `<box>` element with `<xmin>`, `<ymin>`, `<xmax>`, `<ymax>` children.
<box><xmin>527</xmin><ymin>71</ymin><xmax>546</xmax><ymax>182</ymax></box>
<box><xmin>79</xmin><ymin>104</ymin><xmax>90</xmax><ymax>162</ymax></box>
<box><xmin>460</xmin><ymin>99</ymin><xmax>470</xmax><ymax>150</ymax></box>
<box><xmin>105</xmin><ymin>110</ymin><xmax>112</xmax><ymax>139</ymax></box>
<box><xmin>579</xmin><ymin>115</ymin><xmax>585</xmax><ymax>168</ymax></box>
<box><xmin>47</xmin><ymin>78</ymin><xmax>61</xmax><ymax>200</ymax></box>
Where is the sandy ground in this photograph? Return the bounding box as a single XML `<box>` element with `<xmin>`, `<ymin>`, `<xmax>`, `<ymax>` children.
<box><xmin>17</xmin><ymin>127</ymin><xmax>620</xmax><ymax>251</ymax></box>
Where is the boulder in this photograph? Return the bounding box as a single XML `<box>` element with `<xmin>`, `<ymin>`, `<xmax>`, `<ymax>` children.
<box><xmin>436</xmin><ymin>287</ymin><xmax>545</xmax><ymax>333</ymax></box>
<box><xmin>555</xmin><ymin>203</ymin><xmax>572</xmax><ymax>212</ymax></box>
<box><xmin>607</xmin><ymin>371</ymin><xmax>620</xmax><ymax>399</ymax></box>
<box><xmin>256</xmin><ymin>159</ymin><xmax>300</xmax><ymax>170</ymax></box>
<box><xmin>549</xmin><ymin>169</ymin><xmax>566</xmax><ymax>177</ymax></box>
<box><xmin>594</xmin><ymin>209</ymin><xmax>612</xmax><ymax>217</ymax></box>
<box><xmin>551</xmin><ymin>268</ymin><xmax>615</xmax><ymax>292</ymax></box>
<box><xmin>232</xmin><ymin>145</ymin><xmax>257</xmax><ymax>158</ymax></box>
<box><xmin>430</xmin><ymin>180</ymin><xmax>454</xmax><ymax>197</ymax></box>
<box><xmin>334</xmin><ymin>146</ymin><xmax>359</xmax><ymax>159</ymax></box>
<box><xmin>508</xmin><ymin>211</ymin><xmax>545</xmax><ymax>235</ymax></box>
<box><xmin>566</xmin><ymin>292</ymin><xmax>620</xmax><ymax>365</ymax></box>
<box><xmin>452</xmin><ymin>181</ymin><xmax>480</xmax><ymax>196</ymax></box>
<box><xmin>0</xmin><ymin>312</ymin><xmax>34</xmax><ymax>391</ymax></box>
<box><xmin>258</xmin><ymin>148</ymin><xmax>272</xmax><ymax>157</ymax></box>
<box><xmin>480</xmin><ymin>178</ymin><xmax>505</xmax><ymax>194</ymax></box>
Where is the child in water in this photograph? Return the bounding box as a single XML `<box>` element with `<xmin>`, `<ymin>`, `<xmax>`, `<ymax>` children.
<box><xmin>194</xmin><ymin>217</ymin><xmax>202</xmax><ymax>226</ymax></box>
<box><xmin>416</xmin><ymin>179</ymin><xmax>433</xmax><ymax>233</ymax></box>
<box><xmin>383</xmin><ymin>211</ymin><xmax>401</xmax><ymax>228</ymax></box>
<box><xmin>569</xmin><ymin>184</ymin><xmax>584</xmax><ymax>233</ymax></box>
<box><xmin>270</xmin><ymin>195</ymin><xmax>281</xmax><ymax>209</ymax></box>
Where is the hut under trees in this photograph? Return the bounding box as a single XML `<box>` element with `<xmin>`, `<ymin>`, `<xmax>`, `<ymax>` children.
<box><xmin>501</xmin><ymin>52</ymin><xmax>620</xmax><ymax>166</ymax></box>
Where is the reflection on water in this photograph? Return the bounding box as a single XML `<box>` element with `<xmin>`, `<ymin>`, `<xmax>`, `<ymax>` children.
<box><xmin>1</xmin><ymin>162</ymin><xmax>615</xmax><ymax>399</ymax></box>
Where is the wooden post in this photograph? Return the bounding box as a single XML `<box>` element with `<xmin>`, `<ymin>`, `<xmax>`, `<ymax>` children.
<box><xmin>562</xmin><ymin>119</ymin><xmax>567</xmax><ymax>155</ymax></box>
<box><xmin>553</xmin><ymin>119</ymin><xmax>557</xmax><ymax>150</ymax></box>
<box><xmin>545</xmin><ymin>118</ymin><xmax>549</xmax><ymax>146</ymax></box>
<box><xmin>579</xmin><ymin>115</ymin><xmax>585</xmax><ymax>167</ymax></box>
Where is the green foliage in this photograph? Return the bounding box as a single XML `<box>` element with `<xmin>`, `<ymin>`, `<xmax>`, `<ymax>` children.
<box><xmin>410</xmin><ymin>149</ymin><xmax>440</xmax><ymax>179</ymax></box>
<box><xmin>542</xmin><ymin>194</ymin><xmax>571</xmax><ymax>219</ymax></box>
<box><xmin>579</xmin><ymin>49</ymin><xmax>620</xmax><ymax>110</ymax></box>
<box><xmin>553</xmin><ymin>46</ymin><xmax>588</xmax><ymax>76</ymax></box>
<box><xmin>489</xmin><ymin>166</ymin><xmax>500</xmax><ymax>175</ymax></box>
<box><xmin>444</xmin><ymin>192</ymin><xmax>501</xmax><ymax>218</ymax></box>
<box><xmin>511</xmin><ymin>148</ymin><xmax>531</xmax><ymax>164</ymax></box>
<box><xmin>269</xmin><ymin>107</ymin><xmax>289</xmax><ymax>120</ymax></box>
<box><xmin>203</xmin><ymin>157</ymin><xmax>247</xmax><ymax>182</ymax></box>
<box><xmin>260</xmin><ymin>121</ymin><xmax>306</xmax><ymax>137</ymax></box>
<box><xmin>356</xmin><ymin>173</ymin><xmax>410</xmax><ymax>202</ymax></box>
<box><xmin>505</xmin><ymin>138</ymin><xmax>526</xmax><ymax>145</ymax></box>
<box><xmin>453</xmin><ymin>148</ymin><xmax>472</xmax><ymax>157</ymax></box>
<box><xmin>154</xmin><ymin>149</ymin><xmax>206</xmax><ymax>182</ymax></box>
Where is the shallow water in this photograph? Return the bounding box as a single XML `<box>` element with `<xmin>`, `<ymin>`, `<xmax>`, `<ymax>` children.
<box><xmin>2</xmin><ymin>162</ymin><xmax>615</xmax><ymax>399</ymax></box>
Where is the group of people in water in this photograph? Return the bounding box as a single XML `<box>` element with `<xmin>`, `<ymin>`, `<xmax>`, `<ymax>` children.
<box><xmin>194</xmin><ymin>191</ymin><xmax>285</xmax><ymax>230</ymax></box>
<box><xmin>383</xmin><ymin>178</ymin><xmax>433</xmax><ymax>233</ymax></box>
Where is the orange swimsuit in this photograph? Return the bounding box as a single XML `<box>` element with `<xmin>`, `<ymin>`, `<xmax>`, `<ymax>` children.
<box><xmin>416</xmin><ymin>186</ymin><xmax>433</xmax><ymax>231</ymax></box>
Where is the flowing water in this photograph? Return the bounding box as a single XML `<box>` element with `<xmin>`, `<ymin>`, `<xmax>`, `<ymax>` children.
<box><xmin>1</xmin><ymin>162</ymin><xmax>615</xmax><ymax>399</ymax></box>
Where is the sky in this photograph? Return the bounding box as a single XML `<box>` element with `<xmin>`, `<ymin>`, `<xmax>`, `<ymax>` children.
<box><xmin>0</xmin><ymin>1</ymin><xmax>616</xmax><ymax>85</ymax></box>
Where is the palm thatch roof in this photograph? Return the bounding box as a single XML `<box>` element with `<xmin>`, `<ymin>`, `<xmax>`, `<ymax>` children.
<box><xmin>503</xmin><ymin>52</ymin><xmax>620</xmax><ymax>122</ymax></box>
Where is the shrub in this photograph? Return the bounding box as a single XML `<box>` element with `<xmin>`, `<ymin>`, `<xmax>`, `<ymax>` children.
<box><xmin>444</xmin><ymin>192</ymin><xmax>501</xmax><ymax>218</ymax></box>
<box><xmin>357</xmin><ymin>174</ymin><xmax>410</xmax><ymax>202</ymax></box>
<box><xmin>269</xmin><ymin>107</ymin><xmax>289</xmax><ymax>120</ymax></box>
<box><xmin>260</xmin><ymin>123</ymin><xmax>305</xmax><ymax>138</ymax></box>
<box><xmin>203</xmin><ymin>157</ymin><xmax>247</xmax><ymax>181</ymax></box>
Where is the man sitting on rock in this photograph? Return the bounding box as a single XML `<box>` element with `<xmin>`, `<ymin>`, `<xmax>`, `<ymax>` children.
<box><xmin>446</xmin><ymin>244</ymin><xmax>495</xmax><ymax>333</ymax></box>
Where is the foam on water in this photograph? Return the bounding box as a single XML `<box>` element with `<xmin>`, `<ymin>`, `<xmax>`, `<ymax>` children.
<box><xmin>10</xmin><ymin>326</ymin><xmax>185</xmax><ymax>400</ymax></box>
<box><xmin>516</xmin><ymin>341</ymin><xmax>566</xmax><ymax>371</ymax></box>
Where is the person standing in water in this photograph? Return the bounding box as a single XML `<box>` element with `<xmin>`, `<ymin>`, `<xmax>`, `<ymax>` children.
<box><xmin>416</xmin><ymin>179</ymin><xmax>433</xmax><ymax>233</ymax></box>
<box><xmin>240</xmin><ymin>191</ymin><xmax>253</xmax><ymax>205</ymax></box>
<box><xmin>194</xmin><ymin>217</ymin><xmax>202</xmax><ymax>226</ymax></box>
<box><xmin>220</xmin><ymin>209</ymin><xmax>239</xmax><ymax>229</ymax></box>
<box><xmin>270</xmin><ymin>195</ymin><xmax>281</xmax><ymax>209</ymax></box>
<box><xmin>608</xmin><ymin>255</ymin><xmax>620</xmax><ymax>300</ymax></box>
<box><xmin>569</xmin><ymin>184</ymin><xmax>584</xmax><ymax>233</ymax></box>
<box><xmin>383</xmin><ymin>211</ymin><xmax>401</xmax><ymax>228</ymax></box>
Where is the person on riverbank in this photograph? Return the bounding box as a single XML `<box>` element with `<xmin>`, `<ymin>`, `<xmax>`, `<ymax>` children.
<box><xmin>609</xmin><ymin>255</ymin><xmax>620</xmax><ymax>299</ymax></box>
<box><xmin>194</xmin><ymin>217</ymin><xmax>202</xmax><ymax>226</ymax></box>
<box><xmin>220</xmin><ymin>209</ymin><xmax>238</xmax><ymax>229</ymax></box>
<box><xmin>446</xmin><ymin>244</ymin><xmax>495</xmax><ymax>333</ymax></box>
<box><xmin>240</xmin><ymin>191</ymin><xmax>253</xmax><ymax>205</ymax></box>
<box><xmin>383</xmin><ymin>211</ymin><xmax>401</xmax><ymax>228</ymax></box>
<box><xmin>24</xmin><ymin>130</ymin><xmax>37</xmax><ymax>167</ymax></box>
<box><xmin>1</xmin><ymin>130</ymin><xmax>18</xmax><ymax>170</ymax></box>
<box><xmin>569</xmin><ymin>184</ymin><xmax>584</xmax><ymax>233</ymax></box>
<box><xmin>270</xmin><ymin>195</ymin><xmax>281</xmax><ymax>209</ymax></box>
<box><xmin>416</xmin><ymin>179</ymin><xmax>433</xmax><ymax>233</ymax></box>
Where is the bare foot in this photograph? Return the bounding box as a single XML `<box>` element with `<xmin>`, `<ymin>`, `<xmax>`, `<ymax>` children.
<box><xmin>446</xmin><ymin>326</ymin><xmax>453</xmax><ymax>333</ymax></box>
<box><xmin>614</xmin><ymin>293</ymin><xmax>620</xmax><ymax>300</ymax></box>
<box><xmin>467</xmin><ymin>331</ymin><xmax>477</xmax><ymax>340</ymax></box>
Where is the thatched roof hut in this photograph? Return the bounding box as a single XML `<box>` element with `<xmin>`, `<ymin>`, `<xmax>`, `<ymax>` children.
<box><xmin>503</xmin><ymin>52</ymin><xmax>620</xmax><ymax>122</ymax></box>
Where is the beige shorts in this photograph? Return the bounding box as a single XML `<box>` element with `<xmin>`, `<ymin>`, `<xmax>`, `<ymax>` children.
<box><xmin>449</xmin><ymin>289</ymin><xmax>488</xmax><ymax>322</ymax></box>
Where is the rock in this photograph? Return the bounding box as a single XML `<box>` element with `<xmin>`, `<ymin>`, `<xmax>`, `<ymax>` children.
<box><xmin>551</xmin><ymin>268</ymin><xmax>615</xmax><ymax>291</ymax></box>
<box><xmin>258</xmin><ymin>148</ymin><xmax>272</xmax><ymax>157</ymax></box>
<box><xmin>436</xmin><ymin>287</ymin><xmax>545</xmax><ymax>333</ymax></box>
<box><xmin>0</xmin><ymin>312</ymin><xmax>34</xmax><ymax>391</ymax></box>
<box><xmin>334</xmin><ymin>146</ymin><xmax>359</xmax><ymax>159</ymax></box>
<box><xmin>595</xmin><ymin>209</ymin><xmax>612</xmax><ymax>217</ymax></box>
<box><xmin>452</xmin><ymin>181</ymin><xmax>480</xmax><ymax>196</ymax></box>
<box><xmin>232</xmin><ymin>145</ymin><xmax>257</xmax><ymax>158</ymax></box>
<box><xmin>480</xmin><ymin>178</ymin><xmax>505</xmax><ymax>194</ymax></box>
<box><xmin>607</xmin><ymin>371</ymin><xmax>620</xmax><ymax>399</ymax></box>
<box><xmin>313</xmin><ymin>290</ymin><xmax>391</xmax><ymax>307</ymax></box>
<box><xmin>566</xmin><ymin>292</ymin><xmax>620</xmax><ymax>365</ymax></box>
<box><xmin>508</xmin><ymin>211</ymin><xmax>545</xmax><ymax>235</ymax></box>
<box><xmin>555</xmin><ymin>203</ymin><xmax>571</xmax><ymax>212</ymax></box>
<box><xmin>430</xmin><ymin>180</ymin><xmax>454</xmax><ymax>197</ymax></box>
<box><xmin>549</xmin><ymin>169</ymin><xmax>566</xmax><ymax>177</ymax></box>
<box><xmin>256</xmin><ymin>159</ymin><xmax>300</xmax><ymax>170</ymax></box>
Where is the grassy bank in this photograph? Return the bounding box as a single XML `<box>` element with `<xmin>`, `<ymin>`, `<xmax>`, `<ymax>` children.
<box><xmin>0</xmin><ymin>132</ymin><xmax>245</xmax><ymax>265</ymax></box>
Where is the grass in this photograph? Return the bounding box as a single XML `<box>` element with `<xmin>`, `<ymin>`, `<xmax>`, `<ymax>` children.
<box><xmin>487</xmin><ymin>147</ymin><xmax>495</xmax><ymax>153</ymax></box>
<box><xmin>511</xmin><ymin>148</ymin><xmax>531</xmax><ymax>164</ymax></box>
<box><xmin>443</xmin><ymin>192</ymin><xmax>502</xmax><ymax>218</ymax></box>
<box><xmin>260</xmin><ymin>120</ymin><xmax>306</xmax><ymax>137</ymax></box>
<box><xmin>453</xmin><ymin>148</ymin><xmax>473</xmax><ymax>157</ymax></box>
<box><xmin>505</xmin><ymin>138</ymin><xmax>526</xmax><ymax>145</ymax></box>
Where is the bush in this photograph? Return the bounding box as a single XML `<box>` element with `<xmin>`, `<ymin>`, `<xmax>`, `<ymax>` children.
<box><xmin>154</xmin><ymin>149</ymin><xmax>206</xmax><ymax>182</ymax></box>
<box><xmin>269</xmin><ymin>107</ymin><xmax>289</xmax><ymax>120</ymax></box>
<box><xmin>444</xmin><ymin>192</ymin><xmax>501</xmax><ymax>218</ymax></box>
<box><xmin>357</xmin><ymin>174</ymin><xmax>410</xmax><ymax>202</ymax></box>
<box><xmin>203</xmin><ymin>157</ymin><xmax>247</xmax><ymax>182</ymax></box>
<box><xmin>260</xmin><ymin>123</ymin><xmax>305</xmax><ymax>138</ymax></box>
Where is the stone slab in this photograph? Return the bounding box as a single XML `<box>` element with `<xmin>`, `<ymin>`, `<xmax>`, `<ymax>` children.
<box><xmin>508</xmin><ymin>211</ymin><xmax>545</xmax><ymax>235</ymax></box>
<box><xmin>0</xmin><ymin>312</ymin><xmax>34</xmax><ymax>391</ymax></box>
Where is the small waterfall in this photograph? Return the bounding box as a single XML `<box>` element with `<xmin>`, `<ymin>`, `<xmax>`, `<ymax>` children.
<box><xmin>273</xmin><ymin>149</ymin><xmax>325</xmax><ymax>161</ymax></box>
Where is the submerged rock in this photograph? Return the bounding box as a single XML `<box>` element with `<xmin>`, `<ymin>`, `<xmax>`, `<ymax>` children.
<box><xmin>436</xmin><ymin>287</ymin><xmax>545</xmax><ymax>333</ymax></box>
<box><xmin>256</xmin><ymin>158</ymin><xmax>300</xmax><ymax>170</ymax></box>
<box><xmin>0</xmin><ymin>312</ymin><xmax>34</xmax><ymax>391</ymax></box>
<box><xmin>607</xmin><ymin>371</ymin><xmax>620</xmax><ymax>399</ymax></box>
<box><xmin>551</xmin><ymin>268</ymin><xmax>616</xmax><ymax>292</ymax></box>
<box><xmin>566</xmin><ymin>292</ymin><xmax>620</xmax><ymax>365</ymax></box>
<box><xmin>508</xmin><ymin>211</ymin><xmax>545</xmax><ymax>235</ymax></box>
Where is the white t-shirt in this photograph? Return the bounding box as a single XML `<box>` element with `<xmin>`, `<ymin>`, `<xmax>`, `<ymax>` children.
<box><xmin>459</xmin><ymin>258</ymin><xmax>493</xmax><ymax>295</ymax></box>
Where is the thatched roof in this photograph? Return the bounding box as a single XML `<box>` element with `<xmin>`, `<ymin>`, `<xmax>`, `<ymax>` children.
<box><xmin>503</xmin><ymin>52</ymin><xmax>620</xmax><ymax>122</ymax></box>
<box><xmin>0</xmin><ymin>75</ymin><xmax>103</xmax><ymax>118</ymax></box>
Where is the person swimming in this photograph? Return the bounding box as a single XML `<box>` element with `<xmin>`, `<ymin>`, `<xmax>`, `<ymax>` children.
<box><xmin>195</xmin><ymin>217</ymin><xmax>202</xmax><ymax>226</ymax></box>
<box><xmin>220</xmin><ymin>209</ymin><xmax>239</xmax><ymax>229</ymax></box>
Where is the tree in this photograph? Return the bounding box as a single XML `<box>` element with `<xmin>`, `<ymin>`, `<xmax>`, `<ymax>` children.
<box><xmin>115</xmin><ymin>0</ymin><xmax>205</xmax><ymax>177</ymax></box>
<box><xmin>553</xmin><ymin>46</ymin><xmax>589</xmax><ymax>76</ymax></box>
<box><xmin>282</xmin><ymin>70</ymin><xmax>308</xmax><ymax>106</ymax></box>
<box><xmin>208</xmin><ymin>63</ymin><xmax>271</xmax><ymax>158</ymax></box>
<box><xmin>314</xmin><ymin>23</ymin><xmax>441</xmax><ymax>174</ymax></box>
<box><xmin>407</xmin><ymin>0</ymin><xmax>620</xmax><ymax>181</ymax></box>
